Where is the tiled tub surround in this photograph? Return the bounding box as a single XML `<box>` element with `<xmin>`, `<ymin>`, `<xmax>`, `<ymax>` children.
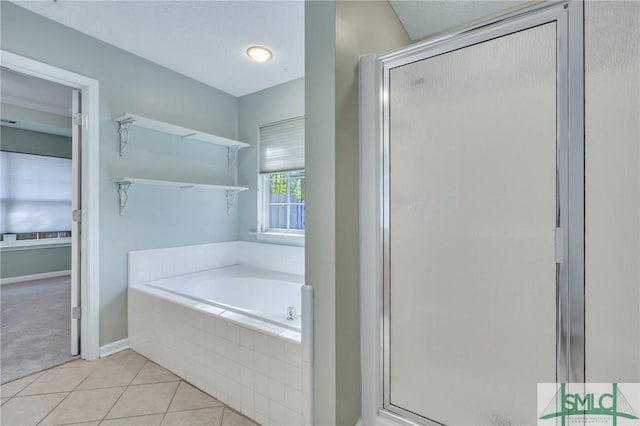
<box><xmin>128</xmin><ymin>242</ymin><xmax>312</xmax><ymax>426</ymax></box>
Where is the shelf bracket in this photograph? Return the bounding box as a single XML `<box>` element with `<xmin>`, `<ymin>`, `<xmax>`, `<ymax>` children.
<box><xmin>227</xmin><ymin>146</ymin><xmax>241</xmax><ymax>169</ymax></box>
<box><xmin>226</xmin><ymin>190</ymin><xmax>241</xmax><ymax>215</ymax></box>
<box><xmin>116</xmin><ymin>182</ymin><xmax>131</xmax><ymax>215</ymax></box>
<box><xmin>118</xmin><ymin>119</ymin><xmax>136</xmax><ymax>157</ymax></box>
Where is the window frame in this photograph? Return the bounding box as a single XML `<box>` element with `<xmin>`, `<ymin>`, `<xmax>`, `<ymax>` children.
<box><xmin>256</xmin><ymin>116</ymin><xmax>305</xmax><ymax>246</ymax></box>
<box><xmin>257</xmin><ymin>170</ymin><xmax>305</xmax><ymax>246</ymax></box>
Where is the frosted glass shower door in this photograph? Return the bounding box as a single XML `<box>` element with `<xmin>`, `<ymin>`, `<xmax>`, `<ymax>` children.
<box><xmin>385</xmin><ymin>23</ymin><xmax>558</xmax><ymax>425</ymax></box>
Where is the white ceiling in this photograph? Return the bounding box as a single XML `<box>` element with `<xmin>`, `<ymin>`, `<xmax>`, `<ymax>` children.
<box><xmin>1</xmin><ymin>68</ymin><xmax>73</xmax><ymax>136</ymax></box>
<box><xmin>8</xmin><ymin>1</ymin><xmax>531</xmax><ymax>98</ymax></box>
<box><xmin>1</xmin><ymin>68</ymin><xmax>72</xmax><ymax>117</ymax></box>
<box><xmin>11</xmin><ymin>0</ymin><xmax>304</xmax><ymax>97</ymax></box>
<box><xmin>390</xmin><ymin>0</ymin><xmax>529</xmax><ymax>41</ymax></box>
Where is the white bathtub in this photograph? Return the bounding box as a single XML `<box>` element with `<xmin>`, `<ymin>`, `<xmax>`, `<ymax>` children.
<box><xmin>145</xmin><ymin>265</ymin><xmax>304</xmax><ymax>330</ymax></box>
<box><xmin>127</xmin><ymin>241</ymin><xmax>312</xmax><ymax>426</ymax></box>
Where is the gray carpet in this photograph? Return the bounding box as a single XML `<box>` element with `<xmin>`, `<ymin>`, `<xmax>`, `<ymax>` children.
<box><xmin>1</xmin><ymin>276</ymin><xmax>75</xmax><ymax>384</ymax></box>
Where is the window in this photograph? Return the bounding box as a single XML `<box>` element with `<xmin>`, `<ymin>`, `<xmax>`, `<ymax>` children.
<box><xmin>0</xmin><ymin>151</ymin><xmax>72</xmax><ymax>243</ymax></box>
<box><xmin>263</xmin><ymin>170</ymin><xmax>305</xmax><ymax>232</ymax></box>
<box><xmin>258</xmin><ymin>117</ymin><xmax>305</xmax><ymax>239</ymax></box>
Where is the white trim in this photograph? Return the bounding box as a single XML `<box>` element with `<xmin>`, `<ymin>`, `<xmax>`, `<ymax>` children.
<box><xmin>256</xmin><ymin>231</ymin><xmax>305</xmax><ymax>246</ymax></box>
<box><xmin>0</xmin><ymin>270</ymin><xmax>71</xmax><ymax>286</ymax></box>
<box><xmin>0</xmin><ymin>238</ymin><xmax>71</xmax><ymax>251</ymax></box>
<box><xmin>0</xmin><ymin>50</ymin><xmax>101</xmax><ymax>361</ymax></box>
<box><xmin>258</xmin><ymin>171</ymin><xmax>306</xmax><ymax>240</ymax></box>
<box><xmin>359</xmin><ymin>54</ymin><xmax>385</xmax><ymax>426</ymax></box>
<box><xmin>99</xmin><ymin>338</ymin><xmax>130</xmax><ymax>358</ymax></box>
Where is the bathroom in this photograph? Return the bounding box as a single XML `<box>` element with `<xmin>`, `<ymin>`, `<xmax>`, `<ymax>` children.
<box><xmin>1</xmin><ymin>1</ymin><xmax>639</xmax><ymax>426</ymax></box>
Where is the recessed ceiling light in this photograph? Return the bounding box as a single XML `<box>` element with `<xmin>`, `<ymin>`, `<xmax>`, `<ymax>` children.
<box><xmin>246</xmin><ymin>46</ymin><xmax>273</xmax><ymax>63</ymax></box>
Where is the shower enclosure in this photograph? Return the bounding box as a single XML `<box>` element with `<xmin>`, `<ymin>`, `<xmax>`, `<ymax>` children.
<box><xmin>360</xmin><ymin>2</ymin><xmax>584</xmax><ymax>425</ymax></box>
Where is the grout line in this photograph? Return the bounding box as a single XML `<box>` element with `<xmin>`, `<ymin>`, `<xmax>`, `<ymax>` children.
<box><xmin>7</xmin><ymin>360</ymin><xmax>90</xmax><ymax>424</ymax></box>
<box><xmin>35</xmin><ymin>368</ymin><xmax>95</xmax><ymax>425</ymax></box>
<box><xmin>127</xmin><ymin>359</ymin><xmax>150</xmax><ymax>386</ymax></box>
<box><xmin>221</xmin><ymin>406</ymin><xmax>229</xmax><ymax>426</ymax></box>
<box><xmin>35</xmin><ymin>356</ymin><xmax>117</xmax><ymax>425</ymax></box>
<box><xmin>160</xmin><ymin>378</ymin><xmax>182</xmax><ymax>424</ymax></box>
<box><xmin>162</xmin><ymin>404</ymin><xmax>226</xmax><ymax>415</ymax></box>
<box><xmin>98</xmin><ymin>357</ymin><xmax>148</xmax><ymax>423</ymax></box>
<box><xmin>224</xmin><ymin>404</ymin><xmax>260</xmax><ymax>426</ymax></box>
<box><xmin>127</xmin><ymin>378</ymin><xmax>182</xmax><ymax>387</ymax></box>
<box><xmin>35</xmin><ymin>391</ymin><xmax>75</xmax><ymax>424</ymax></box>
<box><xmin>2</xmin><ymin>370</ymin><xmax>45</xmax><ymax>397</ymax></box>
<box><xmin>14</xmin><ymin>384</ymin><xmax>128</xmax><ymax>397</ymax></box>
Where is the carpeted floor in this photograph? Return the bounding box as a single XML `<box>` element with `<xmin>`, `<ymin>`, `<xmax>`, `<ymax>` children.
<box><xmin>1</xmin><ymin>276</ymin><xmax>75</xmax><ymax>384</ymax></box>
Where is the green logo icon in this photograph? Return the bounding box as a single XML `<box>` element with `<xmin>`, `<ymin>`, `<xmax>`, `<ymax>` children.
<box><xmin>539</xmin><ymin>383</ymin><xmax>639</xmax><ymax>426</ymax></box>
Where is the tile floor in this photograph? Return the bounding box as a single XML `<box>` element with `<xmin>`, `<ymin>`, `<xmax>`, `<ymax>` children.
<box><xmin>0</xmin><ymin>350</ymin><xmax>258</xmax><ymax>426</ymax></box>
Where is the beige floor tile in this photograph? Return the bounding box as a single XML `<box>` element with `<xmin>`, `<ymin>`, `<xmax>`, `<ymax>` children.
<box><xmin>105</xmin><ymin>381</ymin><xmax>179</xmax><ymax>419</ymax></box>
<box><xmin>0</xmin><ymin>392</ymin><xmax>68</xmax><ymax>426</ymax></box>
<box><xmin>221</xmin><ymin>409</ymin><xmax>259</xmax><ymax>426</ymax></box>
<box><xmin>100</xmin><ymin>413</ymin><xmax>164</xmax><ymax>425</ymax></box>
<box><xmin>77</xmin><ymin>364</ymin><xmax>144</xmax><ymax>390</ymax></box>
<box><xmin>1</xmin><ymin>397</ymin><xmax>8</xmax><ymax>406</ymax></box>
<box><xmin>168</xmin><ymin>382</ymin><xmax>223</xmax><ymax>412</ymax></box>
<box><xmin>131</xmin><ymin>362</ymin><xmax>179</xmax><ymax>385</ymax></box>
<box><xmin>39</xmin><ymin>387</ymin><xmax>126</xmax><ymax>426</ymax></box>
<box><xmin>61</xmin><ymin>422</ymin><xmax>100</xmax><ymax>426</ymax></box>
<box><xmin>101</xmin><ymin>350</ymin><xmax>147</xmax><ymax>368</ymax></box>
<box><xmin>18</xmin><ymin>367</ymin><xmax>92</xmax><ymax>396</ymax></box>
<box><xmin>0</xmin><ymin>371</ymin><xmax>44</xmax><ymax>398</ymax></box>
<box><xmin>161</xmin><ymin>407</ymin><xmax>224</xmax><ymax>426</ymax></box>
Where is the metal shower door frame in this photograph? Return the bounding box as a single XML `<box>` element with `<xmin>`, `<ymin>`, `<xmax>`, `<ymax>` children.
<box><xmin>377</xmin><ymin>2</ymin><xmax>584</xmax><ymax>424</ymax></box>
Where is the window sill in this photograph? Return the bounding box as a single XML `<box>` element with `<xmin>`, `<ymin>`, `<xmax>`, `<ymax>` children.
<box><xmin>255</xmin><ymin>232</ymin><xmax>305</xmax><ymax>246</ymax></box>
<box><xmin>0</xmin><ymin>238</ymin><xmax>72</xmax><ymax>252</ymax></box>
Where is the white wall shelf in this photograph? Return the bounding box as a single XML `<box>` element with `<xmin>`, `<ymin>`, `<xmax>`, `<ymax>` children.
<box><xmin>112</xmin><ymin>177</ymin><xmax>248</xmax><ymax>216</ymax></box>
<box><xmin>114</xmin><ymin>113</ymin><xmax>249</xmax><ymax>166</ymax></box>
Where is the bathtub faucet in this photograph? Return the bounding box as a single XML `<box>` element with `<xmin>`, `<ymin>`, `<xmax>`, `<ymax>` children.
<box><xmin>286</xmin><ymin>306</ymin><xmax>297</xmax><ymax>321</ymax></box>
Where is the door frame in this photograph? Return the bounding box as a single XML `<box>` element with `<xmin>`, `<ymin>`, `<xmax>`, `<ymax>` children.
<box><xmin>359</xmin><ymin>1</ymin><xmax>584</xmax><ymax>425</ymax></box>
<box><xmin>1</xmin><ymin>50</ymin><xmax>101</xmax><ymax>361</ymax></box>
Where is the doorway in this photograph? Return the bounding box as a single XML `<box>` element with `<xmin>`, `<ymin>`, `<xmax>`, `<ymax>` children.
<box><xmin>0</xmin><ymin>50</ymin><xmax>101</xmax><ymax>366</ymax></box>
<box><xmin>360</xmin><ymin>2</ymin><xmax>584</xmax><ymax>425</ymax></box>
<box><xmin>0</xmin><ymin>70</ymin><xmax>81</xmax><ymax>382</ymax></box>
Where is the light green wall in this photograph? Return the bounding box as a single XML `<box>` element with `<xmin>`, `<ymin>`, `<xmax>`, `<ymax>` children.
<box><xmin>306</xmin><ymin>1</ymin><xmax>337</xmax><ymax>424</ymax></box>
<box><xmin>585</xmin><ymin>1</ymin><xmax>640</xmax><ymax>382</ymax></box>
<box><xmin>237</xmin><ymin>78</ymin><xmax>305</xmax><ymax>241</ymax></box>
<box><xmin>334</xmin><ymin>2</ymin><xmax>409</xmax><ymax>424</ymax></box>
<box><xmin>1</xmin><ymin>246</ymin><xmax>71</xmax><ymax>278</ymax></box>
<box><xmin>306</xmin><ymin>0</ymin><xmax>409</xmax><ymax>423</ymax></box>
<box><xmin>1</xmin><ymin>126</ymin><xmax>72</xmax><ymax>158</ymax></box>
<box><xmin>1</xmin><ymin>2</ymin><xmax>239</xmax><ymax>346</ymax></box>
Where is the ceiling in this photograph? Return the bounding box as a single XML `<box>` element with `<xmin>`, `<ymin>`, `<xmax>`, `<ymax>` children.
<box><xmin>11</xmin><ymin>0</ymin><xmax>304</xmax><ymax>97</ymax></box>
<box><xmin>7</xmin><ymin>1</ymin><xmax>530</xmax><ymax>98</ymax></box>
<box><xmin>389</xmin><ymin>0</ymin><xmax>530</xmax><ymax>41</ymax></box>
<box><xmin>1</xmin><ymin>68</ymin><xmax>72</xmax><ymax>117</ymax></box>
<box><xmin>1</xmin><ymin>69</ymin><xmax>73</xmax><ymax>136</ymax></box>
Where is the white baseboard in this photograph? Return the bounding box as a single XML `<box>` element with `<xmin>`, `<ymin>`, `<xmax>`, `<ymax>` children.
<box><xmin>0</xmin><ymin>270</ymin><xmax>71</xmax><ymax>285</ymax></box>
<box><xmin>99</xmin><ymin>338</ymin><xmax>130</xmax><ymax>358</ymax></box>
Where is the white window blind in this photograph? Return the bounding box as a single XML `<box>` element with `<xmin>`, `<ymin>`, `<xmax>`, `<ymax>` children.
<box><xmin>0</xmin><ymin>151</ymin><xmax>72</xmax><ymax>234</ymax></box>
<box><xmin>259</xmin><ymin>117</ymin><xmax>305</xmax><ymax>173</ymax></box>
